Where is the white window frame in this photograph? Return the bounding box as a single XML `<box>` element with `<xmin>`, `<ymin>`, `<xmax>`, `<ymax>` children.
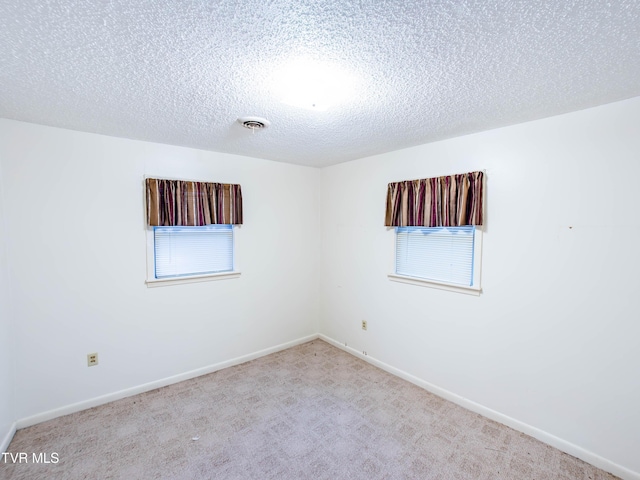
<box><xmin>145</xmin><ymin>225</ymin><xmax>241</xmax><ymax>287</ymax></box>
<box><xmin>388</xmin><ymin>226</ymin><xmax>483</xmax><ymax>296</ymax></box>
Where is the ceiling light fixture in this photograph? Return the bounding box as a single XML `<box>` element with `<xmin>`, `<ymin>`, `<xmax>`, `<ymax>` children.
<box><xmin>271</xmin><ymin>57</ymin><xmax>356</xmax><ymax>111</ymax></box>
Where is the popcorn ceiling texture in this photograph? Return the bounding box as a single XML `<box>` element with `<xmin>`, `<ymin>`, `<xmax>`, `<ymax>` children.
<box><xmin>1</xmin><ymin>0</ymin><xmax>639</xmax><ymax>167</ymax></box>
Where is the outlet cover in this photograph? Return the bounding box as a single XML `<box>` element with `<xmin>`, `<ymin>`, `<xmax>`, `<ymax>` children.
<box><xmin>87</xmin><ymin>353</ymin><xmax>99</xmax><ymax>367</ymax></box>
<box><xmin>361</xmin><ymin>320</ymin><xmax>367</xmax><ymax>330</ymax></box>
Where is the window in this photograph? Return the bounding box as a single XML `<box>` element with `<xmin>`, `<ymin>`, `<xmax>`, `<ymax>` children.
<box><xmin>144</xmin><ymin>178</ymin><xmax>243</xmax><ymax>286</ymax></box>
<box><xmin>146</xmin><ymin>225</ymin><xmax>240</xmax><ymax>286</ymax></box>
<box><xmin>389</xmin><ymin>226</ymin><xmax>483</xmax><ymax>295</ymax></box>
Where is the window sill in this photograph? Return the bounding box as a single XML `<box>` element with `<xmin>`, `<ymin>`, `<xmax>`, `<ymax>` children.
<box><xmin>146</xmin><ymin>271</ymin><xmax>241</xmax><ymax>288</ymax></box>
<box><xmin>387</xmin><ymin>273</ymin><xmax>481</xmax><ymax>296</ymax></box>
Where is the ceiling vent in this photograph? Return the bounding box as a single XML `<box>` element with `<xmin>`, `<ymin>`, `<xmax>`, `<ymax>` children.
<box><xmin>237</xmin><ymin>116</ymin><xmax>270</xmax><ymax>131</ymax></box>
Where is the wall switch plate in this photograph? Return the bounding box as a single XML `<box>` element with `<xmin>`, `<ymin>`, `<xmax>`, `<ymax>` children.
<box><xmin>362</xmin><ymin>320</ymin><xmax>367</xmax><ymax>330</ymax></box>
<box><xmin>87</xmin><ymin>353</ymin><xmax>98</xmax><ymax>367</ymax></box>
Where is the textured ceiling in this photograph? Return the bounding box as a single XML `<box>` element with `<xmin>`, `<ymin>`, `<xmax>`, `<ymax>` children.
<box><xmin>1</xmin><ymin>1</ymin><xmax>639</xmax><ymax>168</ymax></box>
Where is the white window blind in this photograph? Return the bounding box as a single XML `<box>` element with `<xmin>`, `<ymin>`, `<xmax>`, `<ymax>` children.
<box><xmin>396</xmin><ymin>226</ymin><xmax>475</xmax><ymax>286</ymax></box>
<box><xmin>154</xmin><ymin>225</ymin><xmax>233</xmax><ymax>279</ymax></box>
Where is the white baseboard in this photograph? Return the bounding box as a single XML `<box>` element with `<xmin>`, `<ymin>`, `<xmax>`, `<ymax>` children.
<box><xmin>1</xmin><ymin>422</ymin><xmax>17</xmax><ymax>454</ymax></box>
<box><xmin>12</xmin><ymin>332</ymin><xmax>638</xmax><ymax>480</ymax></box>
<box><xmin>17</xmin><ymin>334</ymin><xmax>319</xmax><ymax>430</ymax></box>
<box><xmin>319</xmin><ymin>334</ymin><xmax>640</xmax><ymax>480</ymax></box>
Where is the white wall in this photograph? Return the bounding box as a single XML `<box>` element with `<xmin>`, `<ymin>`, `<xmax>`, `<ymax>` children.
<box><xmin>0</xmin><ymin>119</ymin><xmax>320</xmax><ymax>421</ymax></box>
<box><xmin>319</xmin><ymin>97</ymin><xmax>640</xmax><ymax>476</ymax></box>
<box><xmin>0</xmin><ymin>156</ymin><xmax>16</xmax><ymax>450</ymax></box>
<box><xmin>2</xmin><ymin>96</ymin><xmax>639</xmax><ymax>477</ymax></box>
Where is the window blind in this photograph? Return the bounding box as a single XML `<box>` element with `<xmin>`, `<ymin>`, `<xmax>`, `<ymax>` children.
<box><xmin>154</xmin><ymin>225</ymin><xmax>233</xmax><ymax>279</ymax></box>
<box><xmin>396</xmin><ymin>226</ymin><xmax>475</xmax><ymax>286</ymax></box>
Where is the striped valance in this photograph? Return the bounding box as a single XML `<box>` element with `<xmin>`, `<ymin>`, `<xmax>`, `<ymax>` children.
<box><xmin>385</xmin><ymin>171</ymin><xmax>484</xmax><ymax>227</ymax></box>
<box><xmin>146</xmin><ymin>178</ymin><xmax>243</xmax><ymax>226</ymax></box>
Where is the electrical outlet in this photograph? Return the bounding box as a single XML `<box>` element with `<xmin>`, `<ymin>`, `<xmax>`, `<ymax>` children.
<box><xmin>361</xmin><ymin>320</ymin><xmax>367</xmax><ymax>330</ymax></box>
<box><xmin>87</xmin><ymin>353</ymin><xmax>98</xmax><ymax>367</ymax></box>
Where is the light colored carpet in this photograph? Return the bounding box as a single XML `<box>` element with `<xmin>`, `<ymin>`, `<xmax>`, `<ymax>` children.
<box><xmin>1</xmin><ymin>340</ymin><xmax>618</xmax><ymax>479</ymax></box>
